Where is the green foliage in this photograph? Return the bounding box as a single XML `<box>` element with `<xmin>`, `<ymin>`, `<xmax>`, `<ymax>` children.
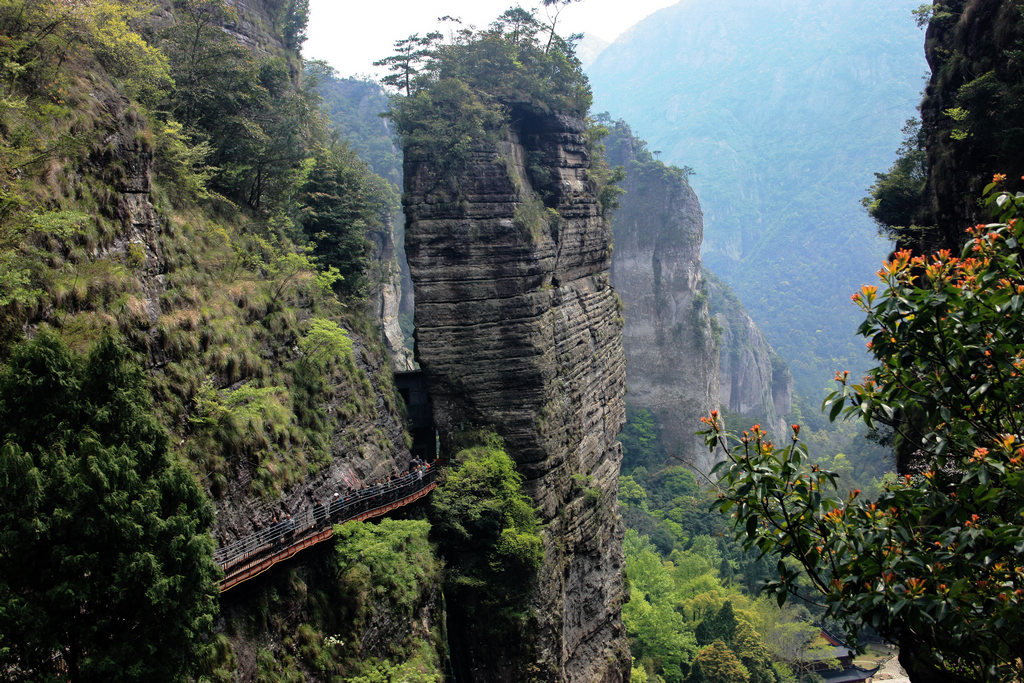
<box><xmin>214</xmin><ymin>528</ymin><xmax>442</xmax><ymax>683</ymax></box>
<box><xmin>384</xmin><ymin>7</ymin><xmax>591</xmax><ymax>170</ymax></box>
<box><xmin>622</xmin><ymin>529</ymin><xmax>699</xmax><ymax>680</ymax></box>
<box><xmin>429</xmin><ymin>431</ymin><xmax>542</xmax><ymax>648</ymax></box>
<box><xmin>333</xmin><ymin>519</ymin><xmax>440</xmax><ymax>631</ymax></box>
<box><xmin>619</xmin><ymin>406</ymin><xmax>668</xmax><ymax>471</ymax></box>
<box><xmin>695</xmin><ymin>601</ymin><xmax>737</xmax><ymax>646</ymax></box>
<box><xmin>0</xmin><ymin>0</ymin><xmax>168</xmax><ymax>106</ymax></box>
<box><xmin>76</xmin><ymin>0</ymin><xmax>172</xmax><ymax>104</ymax></box>
<box><xmin>0</xmin><ymin>252</ymin><xmax>41</xmax><ymax>308</ymax></box>
<box><xmin>706</xmin><ymin>185</ymin><xmax>1024</xmax><ymax>681</ymax></box>
<box><xmin>619</xmin><ymin>474</ymin><xmax>649</xmax><ymax>510</ymax></box>
<box><xmin>297</xmin><ymin>145</ymin><xmax>396</xmax><ymax>298</ymax></box>
<box><xmin>911</xmin><ymin>4</ymin><xmax>933</xmax><ymax>29</ymax></box>
<box><xmin>189</xmin><ymin>377</ymin><xmax>296</xmax><ymax>483</ymax></box>
<box><xmin>162</xmin><ymin>0</ymin><xmax>320</xmax><ymax>212</ymax></box>
<box><xmin>863</xmin><ymin>118</ymin><xmax>928</xmax><ymax>233</ymax></box>
<box><xmin>340</xmin><ymin>638</ymin><xmax>441</xmax><ymax>683</ymax></box>
<box><xmin>0</xmin><ymin>0</ymin><xmax>162</xmax><ymax>239</ymax></box>
<box><xmin>513</xmin><ymin>195</ymin><xmax>557</xmax><ymax>241</ymax></box>
<box><xmin>277</xmin><ymin>0</ymin><xmax>309</xmax><ymax>51</ymax></box>
<box><xmin>621</xmin><ymin>528</ymin><xmax>801</xmax><ymax>683</ymax></box>
<box><xmin>631</xmin><ymin>658</ymin><xmax>651</xmax><ymax>683</ymax></box>
<box><xmin>298</xmin><ymin>317</ymin><xmax>353</xmax><ymax>369</ymax></box>
<box><xmin>0</xmin><ymin>332</ymin><xmax>218</xmax><ymax>680</ymax></box>
<box><xmin>690</xmin><ymin>639</ymin><xmax>749</xmax><ymax>683</ymax></box>
<box><xmin>311</xmin><ymin>72</ymin><xmax>402</xmax><ymax>186</ymax></box>
<box><xmin>431</xmin><ymin>432</ymin><xmax>543</xmax><ymax>584</ymax></box>
<box><xmin>374</xmin><ymin>32</ymin><xmax>443</xmax><ymax>97</ymax></box>
<box><xmin>152</xmin><ymin>119</ymin><xmax>216</xmax><ymax>203</ymax></box>
<box><xmin>388</xmin><ymin>76</ymin><xmax>505</xmax><ymax>171</ymax></box>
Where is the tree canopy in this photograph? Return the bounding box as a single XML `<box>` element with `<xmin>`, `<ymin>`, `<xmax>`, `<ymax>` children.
<box><xmin>380</xmin><ymin>7</ymin><xmax>591</xmax><ymax>168</ymax></box>
<box><xmin>0</xmin><ymin>332</ymin><xmax>218</xmax><ymax>681</ymax></box>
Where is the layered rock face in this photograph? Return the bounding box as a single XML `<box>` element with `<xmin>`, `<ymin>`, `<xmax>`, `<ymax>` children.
<box><xmin>405</xmin><ymin>108</ymin><xmax>629</xmax><ymax>682</ymax></box>
<box><xmin>606</xmin><ymin>126</ymin><xmax>722</xmax><ymax>475</ymax></box>
<box><xmin>705</xmin><ymin>271</ymin><xmax>793</xmax><ymax>436</ymax></box>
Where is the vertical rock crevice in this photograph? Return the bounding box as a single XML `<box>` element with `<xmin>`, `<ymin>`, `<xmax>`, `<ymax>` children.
<box><xmin>405</xmin><ymin>106</ymin><xmax>629</xmax><ymax>682</ymax></box>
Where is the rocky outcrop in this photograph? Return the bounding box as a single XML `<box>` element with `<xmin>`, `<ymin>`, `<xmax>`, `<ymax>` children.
<box><xmin>223</xmin><ymin>0</ymin><xmax>287</xmax><ymax>53</ymax></box>
<box><xmin>405</xmin><ymin>107</ymin><xmax>629</xmax><ymax>682</ymax></box>
<box><xmin>915</xmin><ymin>0</ymin><xmax>1024</xmax><ymax>249</ymax></box>
<box><xmin>705</xmin><ymin>270</ymin><xmax>793</xmax><ymax>436</ymax></box>
<box><xmin>605</xmin><ymin>122</ymin><xmax>722</xmax><ymax>475</ymax></box>
<box><xmin>367</xmin><ymin>220</ymin><xmax>415</xmax><ymax>371</ymax></box>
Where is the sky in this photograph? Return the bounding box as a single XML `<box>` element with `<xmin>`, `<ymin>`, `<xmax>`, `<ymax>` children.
<box><xmin>304</xmin><ymin>0</ymin><xmax>678</xmax><ymax>79</ymax></box>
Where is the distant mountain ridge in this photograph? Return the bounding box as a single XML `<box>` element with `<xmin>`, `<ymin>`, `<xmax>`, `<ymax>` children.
<box><xmin>587</xmin><ymin>0</ymin><xmax>928</xmax><ymax>402</ymax></box>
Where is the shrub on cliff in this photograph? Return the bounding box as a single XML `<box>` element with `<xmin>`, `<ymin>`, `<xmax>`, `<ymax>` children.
<box><xmin>704</xmin><ymin>180</ymin><xmax>1024</xmax><ymax>681</ymax></box>
<box><xmin>334</xmin><ymin>518</ymin><xmax>439</xmax><ymax>630</ymax></box>
<box><xmin>430</xmin><ymin>431</ymin><xmax>542</xmax><ymax>634</ymax></box>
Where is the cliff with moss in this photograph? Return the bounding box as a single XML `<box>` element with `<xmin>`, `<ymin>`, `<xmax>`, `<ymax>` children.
<box><xmin>0</xmin><ymin>1</ymin><xmax>440</xmax><ymax>679</ymax></box>
<box><xmin>867</xmin><ymin>1</ymin><xmax>1024</xmax><ymax>251</ymax></box>
<box><xmin>392</xmin><ymin>12</ymin><xmax>629</xmax><ymax>681</ymax></box>
<box><xmin>405</xmin><ymin>111</ymin><xmax>628</xmax><ymax>682</ymax></box>
<box><xmin>918</xmin><ymin>0</ymin><xmax>1024</xmax><ymax>245</ymax></box>
<box><xmin>602</xmin><ymin>118</ymin><xmax>791</xmax><ymax>461</ymax></box>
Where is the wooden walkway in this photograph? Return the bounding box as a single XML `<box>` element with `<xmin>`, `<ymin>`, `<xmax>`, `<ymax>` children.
<box><xmin>216</xmin><ymin>466</ymin><xmax>438</xmax><ymax>592</ymax></box>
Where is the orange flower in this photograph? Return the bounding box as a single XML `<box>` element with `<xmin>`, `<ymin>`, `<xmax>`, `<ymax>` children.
<box><xmin>994</xmin><ymin>173</ymin><xmax>1007</xmax><ymax>183</ymax></box>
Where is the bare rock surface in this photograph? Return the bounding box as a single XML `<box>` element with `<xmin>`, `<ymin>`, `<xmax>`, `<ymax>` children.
<box><xmin>606</xmin><ymin>126</ymin><xmax>722</xmax><ymax>474</ymax></box>
<box><xmin>405</xmin><ymin>107</ymin><xmax>629</xmax><ymax>682</ymax></box>
<box><xmin>705</xmin><ymin>271</ymin><xmax>793</xmax><ymax>436</ymax></box>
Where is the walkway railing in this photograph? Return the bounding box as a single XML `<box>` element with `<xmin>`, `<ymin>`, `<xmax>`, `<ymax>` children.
<box><xmin>215</xmin><ymin>464</ymin><xmax>438</xmax><ymax>592</ymax></box>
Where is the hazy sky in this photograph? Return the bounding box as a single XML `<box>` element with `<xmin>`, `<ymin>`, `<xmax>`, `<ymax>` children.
<box><xmin>304</xmin><ymin>0</ymin><xmax>678</xmax><ymax>78</ymax></box>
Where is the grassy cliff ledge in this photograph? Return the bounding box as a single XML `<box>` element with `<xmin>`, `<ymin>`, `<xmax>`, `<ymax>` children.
<box><xmin>0</xmin><ymin>0</ymin><xmax>427</xmax><ymax>677</ymax></box>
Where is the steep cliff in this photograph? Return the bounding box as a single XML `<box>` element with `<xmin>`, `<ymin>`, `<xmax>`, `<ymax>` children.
<box><xmin>912</xmin><ymin>0</ymin><xmax>1024</xmax><ymax>248</ymax></box>
<box><xmin>0</xmin><ymin>1</ymin><xmax>435</xmax><ymax>678</ymax></box>
<box><xmin>705</xmin><ymin>271</ymin><xmax>793</xmax><ymax>437</ymax></box>
<box><xmin>405</xmin><ymin>105</ymin><xmax>629</xmax><ymax>681</ymax></box>
<box><xmin>603</xmin><ymin>120</ymin><xmax>721</xmax><ymax>474</ymax></box>
<box><xmin>367</xmin><ymin>220</ymin><xmax>415</xmax><ymax>371</ymax></box>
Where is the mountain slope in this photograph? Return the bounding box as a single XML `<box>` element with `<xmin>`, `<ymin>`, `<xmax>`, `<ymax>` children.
<box><xmin>588</xmin><ymin>0</ymin><xmax>928</xmax><ymax>401</ymax></box>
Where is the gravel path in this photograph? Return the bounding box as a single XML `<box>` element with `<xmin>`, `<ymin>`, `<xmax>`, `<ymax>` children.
<box><xmin>873</xmin><ymin>652</ymin><xmax>910</xmax><ymax>682</ymax></box>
